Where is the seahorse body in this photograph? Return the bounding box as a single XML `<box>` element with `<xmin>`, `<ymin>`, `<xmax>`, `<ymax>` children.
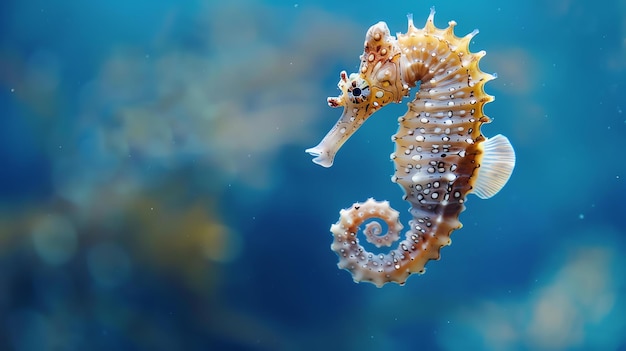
<box><xmin>306</xmin><ymin>9</ymin><xmax>515</xmax><ymax>287</ymax></box>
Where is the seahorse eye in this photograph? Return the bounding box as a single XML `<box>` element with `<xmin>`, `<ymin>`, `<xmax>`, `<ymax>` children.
<box><xmin>347</xmin><ymin>78</ymin><xmax>371</xmax><ymax>104</ymax></box>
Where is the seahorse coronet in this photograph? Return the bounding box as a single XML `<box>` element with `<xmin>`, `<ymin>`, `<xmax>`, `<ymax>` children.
<box><xmin>308</xmin><ymin>9</ymin><xmax>515</xmax><ymax>287</ymax></box>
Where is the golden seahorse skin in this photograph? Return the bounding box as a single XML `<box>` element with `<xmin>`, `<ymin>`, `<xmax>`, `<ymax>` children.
<box><xmin>309</xmin><ymin>8</ymin><xmax>515</xmax><ymax>287</ymax></box>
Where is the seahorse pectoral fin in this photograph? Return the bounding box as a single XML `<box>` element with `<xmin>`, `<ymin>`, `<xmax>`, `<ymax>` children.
<box><xmin>306</xmin><ymin>105</ymin><xmax>373</xmax><ymax>168</ymax></box>
<box><xmin>472</xmin><ymin>134</ymin><xmax>516</xmax><ymax>199</ymax></box>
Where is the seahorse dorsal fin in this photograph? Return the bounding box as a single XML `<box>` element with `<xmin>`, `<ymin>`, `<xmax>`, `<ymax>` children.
<box><xmin>473</xmin><ymin>134</ymin><xmax>516</xmax><ymax>199</ymax></box>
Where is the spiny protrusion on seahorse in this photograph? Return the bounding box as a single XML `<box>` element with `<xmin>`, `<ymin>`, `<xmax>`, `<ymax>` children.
<box><xmin>307</xmin><ymin>8</ymin><xmax>515</xmax><ymax>287</ymax></box>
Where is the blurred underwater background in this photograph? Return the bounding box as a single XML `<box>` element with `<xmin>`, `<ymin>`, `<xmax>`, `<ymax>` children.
<box><xmin>1</xmin><ymin>0</ymin><xmax>626</xmax><ymax>350</ymax></box>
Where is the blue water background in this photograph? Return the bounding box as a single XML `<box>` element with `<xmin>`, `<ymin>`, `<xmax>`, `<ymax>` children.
<box><xmin>1</xmin><ymin>0</ymin><xmax>625</xmax><ymax>350</ymax></box>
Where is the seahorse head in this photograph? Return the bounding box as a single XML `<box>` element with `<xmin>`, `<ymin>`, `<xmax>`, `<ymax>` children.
<box><xmin>306</xmin><ymin>22</ymin><xmax>409</xmax><ymax>167</ymax></box>
<box><xmin>329</xmin><ymin>22</ymin><xmax>409</xmax><ymax>109</ymax></box>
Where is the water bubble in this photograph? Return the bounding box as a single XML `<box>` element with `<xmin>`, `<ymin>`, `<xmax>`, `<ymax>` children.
<box><xmin>31</xmin><ymin>215</ymin><xmax>77</xmax><ymax>266</ymax></box>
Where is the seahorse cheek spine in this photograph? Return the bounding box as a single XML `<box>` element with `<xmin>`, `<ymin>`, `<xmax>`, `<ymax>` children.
<box><xmin>307</xmin><ymin>9</ymin><xmax>515</xmax><ymax>287</ymax></box>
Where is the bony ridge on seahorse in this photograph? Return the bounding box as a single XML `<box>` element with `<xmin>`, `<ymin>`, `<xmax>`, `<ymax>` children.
<box><xmin>306</xmin><ymin>8</ymin><xmax>515</xmax><ymax>287</ymax></box>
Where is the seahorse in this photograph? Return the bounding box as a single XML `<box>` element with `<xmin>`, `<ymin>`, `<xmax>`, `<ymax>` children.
<box><xmin>306</xmin><ymin>8</ymin><xmax>515</xmax><ymax>287</ymax></box>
